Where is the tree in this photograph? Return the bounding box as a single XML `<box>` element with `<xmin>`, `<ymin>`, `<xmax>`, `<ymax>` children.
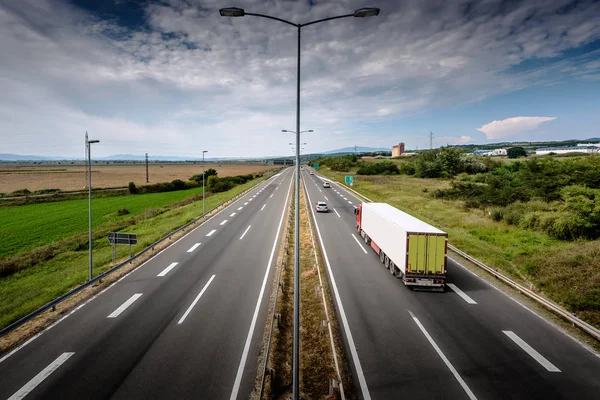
<box><xmin>507</xmin><ymin>147</ymin><xmax>527</xmax><ymax>159</ymax></box>
<box><xmin>190</xmin><ymin>168</ymin><xmax>218</xmax><ymax>182</ymax></box>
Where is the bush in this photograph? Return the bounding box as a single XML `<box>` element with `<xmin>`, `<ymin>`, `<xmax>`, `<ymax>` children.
<box><xmin>11</xmin><ymin>188</ymin><xmax>31</xmax><ymax>196</ymax></box>
<box><xmin>190</xmin><ymin>168</ymin><xmax>218</xmax><ymax>182</ymax></box>
<box><xmin>507</xmin><ymin>146</ymin><xmax>527</xmax><ymax>159</ymax></box>
<box><xmin>357</xmin><ymin>161</ymin><xmax>400</xmax><ymax>175</ymax></box>
<box><xmin>171</xmin><ymin>179</ymin><xmax>186</xmax><ymax>190</ymax></box>
<box><xmin>33</xmin><ymin>188</ymin><xmax>61</xmax><ymax>195</ymax></box>
<box><xmin>128</xmin><ymin>181</ymin><xmax>137</xmax><ymax>194</ymax></box>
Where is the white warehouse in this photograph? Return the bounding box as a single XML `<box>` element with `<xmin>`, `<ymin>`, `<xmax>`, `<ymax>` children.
<box><xmin>535</xmin><ymin>146</ymin><xmax>599</xmax><ymax>155</ymax></box>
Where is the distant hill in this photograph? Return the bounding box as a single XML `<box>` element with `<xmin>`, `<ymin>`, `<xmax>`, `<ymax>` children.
<box><xmin>323</xmin><ymin>146</ymin><xmax>389</xmax><ymax>154</ymax></box>
<box><xmin>0</xmin><ymin>154</ymin><xmax>58</xmax><ymax>161</ymax></box>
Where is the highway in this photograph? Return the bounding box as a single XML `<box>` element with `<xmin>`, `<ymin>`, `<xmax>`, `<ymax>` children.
<box><xmin>302</xmin><ymin>168</ymin><xmax>600</xmax><ymax>400</ymax></box>
<box><xmin>0</xmin><ymin>168</ymin><xmax>293</xmax><ymax>400</ymax></box>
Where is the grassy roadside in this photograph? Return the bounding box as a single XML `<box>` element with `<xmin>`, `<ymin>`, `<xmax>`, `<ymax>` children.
<box><xmin>0</xmin><ymin>176</ymin><xmax>268</xmax><ymax>331</ymax></box>
<box><xmin>317</xmin><ymin>167</ymin><xmax>600</xmax><ymax>332</ymax></box>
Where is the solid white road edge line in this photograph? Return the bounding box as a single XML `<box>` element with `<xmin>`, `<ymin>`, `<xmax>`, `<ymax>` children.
<box><xmin>0</xmin><ymin>175</ymin><xmax>277</xmax><ymax>364</ymax></box>
<box><xmin>107</xmin><ymin>294</ymin><xmax>143</xmax><ymax>318</ymax></box>
<box><xmin>502</xmin><ymin>331</ymin><xmax>561</xmax><ymax>372</ymax></box>
<box><xmin>157</xmin><ymin>262</ymin><xmax>179</xmax><ymax>277</ymax></box>
<box><xmin>334</xmin><ymin>208</ymin><xmax>341</xmax><ymax>218</ymax></box>
<box><xmin>178</xmin><ymin>275</ymin><xmax>216</xmax><ymax>324</ymax></box>
<box><xmin>230</xmin><ymin>170</ymin><xmax>293</xmax><ymax>400</ymax></box>
<box><xmin>409</xmin><ymin>311</ymin><xmax>478</xmax><ymax>400</ymax></box>
<box><xmin>8</xmin><ymin>352</ymin><xmax>75</xmax><ymax>400</ymax></box>
<box><xmin>261</xmin><ymin>204</ymin><xmax>266</xmax><ymax>211</ymax></box>
<box><xmin>206</xmin><ymin>229</ymin><xmax>216</xmax><ymax>236</ymax></box>
<box><xmin>240</xmin><ymin>225</ymin><xmax>251</xmax><ymax>240</ymax></box>
<box><xmin>303</xmin><ymin>177</ymin><xmax>372</xmax><ymax>400</ymax></box>
<box><xmin>447</xmin><ymin>283</ymin><xmax>477</xmax><ymax>304</ymax></box>
<box><xmin>351</xmin><ymin>234</ymin><xmax>368</xmax><ymax>254</ymax></box>
<box><xmin>187</xmin><ymin>243</ymin><xmax>201</xmax><ymax>253</ymax></box>
<box><xmin>220</xmin><ymin>220</ymin><xmax>228</xmax><ymax>226</ymax></box>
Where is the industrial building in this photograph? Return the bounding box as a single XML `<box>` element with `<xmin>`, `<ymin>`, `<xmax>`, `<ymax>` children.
<box><xmin>392</xmin><ymin>142</ymin><xmax>405</xmax><ymax>157</ymax></box>
<box><xmin>472</xmin><ymin>148</ymin><xmax>507</xmax><ymax>156</ymax></box>
<box><xmin>535</xmin><ymin>146</ymin><xmax>599</xmax><ymax>155</ymax></box>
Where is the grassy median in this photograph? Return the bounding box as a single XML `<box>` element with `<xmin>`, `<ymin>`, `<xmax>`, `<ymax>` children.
<box><xmin>262</xmin><ymin>179</ymin><xmax>351</xmax><ymax>399</ymax></box>
<box><xmin>317</xmin><ymin>167</ymin><xmax>600</xmax><ymax>332</ymax></box>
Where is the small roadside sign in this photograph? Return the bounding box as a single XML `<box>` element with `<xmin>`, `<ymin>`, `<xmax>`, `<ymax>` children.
<box><xmin>313</xmin><ymin>163</ymin><xmax>319</xmax><ymax>169</ymax></box>
<box><xmin>108</xmin><ymin>232</ymin><xmax>138</xmax><ymax>261</ymax></box>
<box><xmin>108</xmin><ymin>232</ymin><xmax>137</xmax><ymax>245</ymax></box>
<box><xmin>345</xmin><ymin>176</ymin><xmax>354</xmax><ymax>186</ymax></box>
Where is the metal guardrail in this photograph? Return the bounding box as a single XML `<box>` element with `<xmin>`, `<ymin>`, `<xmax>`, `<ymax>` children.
<box><xmin>0</xmin><ymin>172</ymin><xmax>280</xmax><ymax>338</ymax></box>
<box><xmin>316</xmin><ymin>170</ymin><xmax>600</xmax><ymax>342</ymax></box>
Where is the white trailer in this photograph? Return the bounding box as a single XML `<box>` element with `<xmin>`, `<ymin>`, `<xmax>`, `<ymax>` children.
<box><xmin>355</xmin><ymin>203</ymin><xmax>447</xmax><ymax>290</ymax></box>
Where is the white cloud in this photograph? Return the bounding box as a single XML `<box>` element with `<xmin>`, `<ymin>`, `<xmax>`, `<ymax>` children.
<box><xmin>460</xmin><ymin>135</ymin><xmax>472</xmax><ymax>143</ymax></box>
<box><xmin>477</xmin><ymin>117</ymin><xmax>557</xmax><ymax>140</ymax></box>
<box><xmin>0</xmin><ymin>0</ymin><xmax>599</xmax><ymax>157</ymax></box>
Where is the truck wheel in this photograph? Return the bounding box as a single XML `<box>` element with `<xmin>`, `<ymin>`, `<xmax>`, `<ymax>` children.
<box><xmin>379</xmin><ymin>251</ymin><xmax>385</xmax><ymax>263</ymax></box>
<box><xmin>384</xmin><ymin>255</ymin><xmax>390</xmax><ymax>269</ymax></box>
<box><xmin>389</xmin><ymin>262</ymin><xmax>396</xmax><ymax>276</ymax></box>
<box><xmin>364</xmin><ymin>234</ymin><xmax>369</xmax><ymax>244</ymax></box>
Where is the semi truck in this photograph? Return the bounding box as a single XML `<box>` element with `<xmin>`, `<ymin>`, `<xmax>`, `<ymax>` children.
<box><xmin>355</xmin><ymin>202</ymin><xmax>447</xmax><ymax>290</ymax></box>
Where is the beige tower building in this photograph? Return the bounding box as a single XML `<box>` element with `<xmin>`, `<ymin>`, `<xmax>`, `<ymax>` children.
<box><xmin>392</xmin><ymin>142</ymin><xmax>405</xmax><ymax>157</ymax></box>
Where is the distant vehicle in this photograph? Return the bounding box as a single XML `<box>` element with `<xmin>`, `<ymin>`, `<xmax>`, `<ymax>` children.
<box><xmin>315</xmin><ymin>201</ymin><xmax>328</xmax><ymax>212</ymax></box>
<box><xmin>355</xmin><ymin>202</ymin><xmax>447</xmax><ymax>290</ymax></box>
<box><xmin>309</xmin><ymin>171</ymin><xmax>315</xmax><ymax>175</ymax></box>
<box><xmin>323</xmin><ymin>182</ymin><xmax>331</xmax><ymax>188</ymax></box>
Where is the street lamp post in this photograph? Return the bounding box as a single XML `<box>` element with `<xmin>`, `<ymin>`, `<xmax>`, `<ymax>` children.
<box><xmin>220</xmin><ymin>7</ymin><xmax>379</xmax><ymax>399</ymax></box>
<box><xmin>85</xmin><ymin>132</ymin><xmax>100</xmax><ymax>281</ymax></box>
<box><xmin>202</xmin><ymin>150</ymin><xmax>208</xmax><ymax>215</ymax></box>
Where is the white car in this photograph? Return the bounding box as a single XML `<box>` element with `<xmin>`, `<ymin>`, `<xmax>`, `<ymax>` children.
<box><xmin>315</xmin><ymin>201</ymin><xmax>328</xmax><ymax>212</ymax></box>
<box><xmin>322</xmin><ymin>182</ymin><xmax>330</xmax><ymax>188</ymax></box>
<box><xmin>309</xmin><ymin>171</ymin><xmax>315</xmax><ymax>175</ymax></box>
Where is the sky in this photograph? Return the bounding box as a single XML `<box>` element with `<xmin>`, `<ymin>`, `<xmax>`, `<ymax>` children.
<box><xmin>1</xmin><ymin>0</ymin><xmax>599</xmax><ymax>158</ymax></box>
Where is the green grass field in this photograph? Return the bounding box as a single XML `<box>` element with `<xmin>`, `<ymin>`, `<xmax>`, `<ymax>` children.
<box><xmin>0</xmin><ymin>187</ymin><xmax>213</xmax><ymax>258</ymax></box>
<box><xmin>318</xmin><ymin>167</ymin><xmax>600</xmax><ymax>330</ymax></box>
<box><xmin>0</xmin><ymin>177</ymin><xmax>266</xmax><ymax>329</ymax></box>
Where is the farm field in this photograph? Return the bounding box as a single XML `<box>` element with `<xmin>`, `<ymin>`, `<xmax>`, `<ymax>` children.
<box><xmin>0</xmin><ymin>162</ymin><xmax>273</xmax><ymax>192</ymax></box>
<box><xmin>0</xmin><ymin>186</ymin><xmax>212</xmax><ymax>258</ymax></box>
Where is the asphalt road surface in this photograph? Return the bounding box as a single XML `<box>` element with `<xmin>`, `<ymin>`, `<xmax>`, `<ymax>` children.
<box><xmin>302</xmin><ymin>168</ymin><xmax>600</xmax><ymax>400</ymax></box>
<box><xmin>0</xmin><ymin>168</ymin><xmax>293</xmax><ymax>400</ymax></box>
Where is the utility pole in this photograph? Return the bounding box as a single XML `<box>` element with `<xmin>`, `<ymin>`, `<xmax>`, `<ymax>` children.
<box><xmin>429</xmin><ymin>131</ymin><xmax>434</xmax><ymax>150</ymax></box>
<box><xmin>85</xmin><ymin>132</ymin><xmax>88</xmax><ymax>189</ymax></box>
<box><xmin>145</xmin><ymin>153</ymin><xmax>149</xmax><ymax>183</ymax></box>
<box><xmin>354</xmin><ymin>145</ymin><xmax>357</xmax><ymax>154</ymax></box>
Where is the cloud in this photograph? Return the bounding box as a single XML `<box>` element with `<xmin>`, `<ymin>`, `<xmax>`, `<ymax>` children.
<box><xmin>477</xmin><ymin>117</ymin><xmax>557</xmax><ymax>139</ymax></box>
<box><xmin>0</xmin><ymin>0</ymin><xmax>599</xmax><ymax>157</ymax></box>
<box><xmin>460</xmin><ymin>135</ymin><xmax>472</xmax><ymax>143</ymax></box>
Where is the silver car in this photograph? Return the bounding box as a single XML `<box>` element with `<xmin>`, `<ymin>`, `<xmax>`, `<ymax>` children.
<box><xmin>323</xmin><ymin>182</ymin><xmax>330</xmax><ymax>188</ymax></box>
<box><xmin>315</xmin><ymin>201</ymin><xmax>328</xmax><ymax>212</ymax></box>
